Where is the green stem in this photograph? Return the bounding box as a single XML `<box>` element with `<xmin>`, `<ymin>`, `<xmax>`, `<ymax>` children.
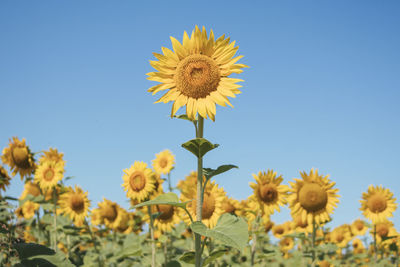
<box><xmin>250</xmin><ymin>216</ymin><xmax>260</xmax><ymax>266</ymax></box>
<box><xmin>311</xmin><ymin>217</ymin><xmax>316</xmax><ymax>267</ymax></box>
<box><xmin>167</xmin><ymin>173</ymin><xmax>173</xmax><ymax>192</ymax></box>
<box><xmin>35</xmin><ymin>210</ymin><xmax>41</xmax><ymax>244</ymax></box>
<box><xmin>52</xmin><ymin>188</ymin><xmax>57</xmax><ymax>251</ymax></box>
<box><xmin>148</xmin><ymin>206</ymin><xmax>156</xmax><ymax>267</ymax></box>
<box><xmin>85</xmin><ymin>220</ymin><xmax>103</xmax><ymax>267</ymax></box>
<box><xmin>195</xmin><ymin>116</ymin><xmax>204</xmax><ymax>267</ymax></box>
<box><xmin>374</xmin><ymin>224</ymin><xmax>377</xmax><ymax>262</ymax></box>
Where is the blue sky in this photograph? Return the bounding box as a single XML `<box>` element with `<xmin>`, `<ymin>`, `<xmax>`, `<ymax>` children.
<box><xmin>1</xmin><ymin>0</ymin><xmax>399</xmax><ymax>229</ymax></box>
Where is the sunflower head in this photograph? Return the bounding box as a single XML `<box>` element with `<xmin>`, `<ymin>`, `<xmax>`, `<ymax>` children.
<box><xmin>249</xmin><ymin>170</ymin><xmax>288</xmax><ymax>216</ymax></box>
<box><xmin>147</xmin><ymin>26</ymin><xmax>248</xmax><ymax>121</ymax></box>
<box><xmin>360</xmin><ymin>185</ymin><xmax>397</xmax><ymax>224</ymax></box>
<box><xmin>21</xmin><ymin>200</ymin><xmax>40</xmax><ymax>219</ymax></box>
<box><xmin>34</xmin><ymin>160</ymin><xmax>64</xmax><ymax>191</ymax></box>
<box><xmin>122</xmin><ymin>161</ymin><xmax>156</xmax><ymax>202</ymax></box>
<box><xmin>58</xmin><ymin>185</ymin><xmax>90</xmax><ymax>227</ymax></box>
<box><xmin>1</xmin><ymin>137</ymin><xmax>36</xmax><ymax>179</ymax></box>
<box><xmin>279</xmin><ymin>237</ymin><xmax>294</xmax><ymax>253</ymax></box>
<box><xmin>288</xmin><ymin>169</ymin><xmax>340</xmax><ymax>225</ymax></box>
<box><xmin>0</xmin><ymin>165</ymin><xmax>11</xmax><ymax>192</ymax></box>
<box><xmin>352</xmin><ymin>238</ymin><xmax>365</xmax><ymax>254</ymax></box>
<box><xmin>221</xmin><ymin>196</ymin><xmax>240</xmax><ymax>216</ymax></box>
<box><xmin>40</xmin><ymin>148</ymin><xmax>65</xmax><ymax>168</ymax></box>
<box><xmin>350</xmin><ymin>219</ymin><xmax>368</xmax><ymax>236</ymax></box>
<box><xmin>152</xmin><ymin>150</ymin><xmax>175</xmax><ymax>175</ymax></box>
<box><xmin>331</xmin><ymin>225</ymin><xmax>352</xmax><ymax>248</ymax></box>
<box><xmin>20</xmin><ymin>181</ymin><xmax>41</xmax><ymax>200</ymax></box>
<box><xmin>178</xmin><ymin>171</ymin><xmax>205</xmax><ymax>201</ymax></box>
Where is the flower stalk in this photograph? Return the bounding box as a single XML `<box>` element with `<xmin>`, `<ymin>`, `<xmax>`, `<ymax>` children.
<box><xmin>195</xmin><ymin>116</ymin><xmax>204</xmax><ymax>267</ymax></box>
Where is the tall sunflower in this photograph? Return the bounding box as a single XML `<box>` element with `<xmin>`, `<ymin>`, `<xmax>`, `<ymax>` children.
<box><xmin>34</xmin><ymin>160</ymin><xmax>64</xmax><ymax>190</ymax></box>
<box><xmin>40</xmin><ymin>148</ymin><xmax>65</xmax><ymax>168</ymax></box>
<box><xmin>1</xmin><ymin>137</ymin><xmax>36</xmax><ymax>179</ymax></box>
<box><xmin>58</xmin><ymin>185</ymin><xmax>90</xmax><ymax>227</ymax></box>
<box><xmin>146</xmin><ymin>204</ymin><xmax>182</xmax><ymax>233</ymax></box>
<box><xmin>122</xmin><ymin>161</ymin><xmax>156</xmax><ymax>202</ymax></box>
<box><xmin>249</xmin><ymin>170</ymin><xmax>289</xmax><ymax>216</ymax></box>
<box><xmin>0</xmin><ymin>165</ymin><xmax>11</xmax><ymax>192</ymax></box>
<box><xmin>147</xmin><ymin>26</ymin><xmax>248</xmax><ymax>121</ymax></box>
<box><xmin>288</xmin><ymin>169</ymin><xmax>339</xmax><ymax>225</ymax></box>
<box><xmin>97</xmin><ymin>198</ymin><xmax>124</xmax><ymax>230</ymax></box>
<box><xmin>152</xmin><ymin>150</ymin><xmax>175</xmax><ymax>175</ymax></box>
<box><xmin>360</xmin><ymin>185</ymin><xmax>397</xmax><ymax>224</ymax></box>
<box><xmin>183</xmin><ymin>181</ymin><xmax>225</xmax><ymax>228</ymax></box>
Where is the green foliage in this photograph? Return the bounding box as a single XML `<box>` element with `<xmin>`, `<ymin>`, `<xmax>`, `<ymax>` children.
<box><xmin>182</xmin><ymin>138</ymin><xmax>219</xmax><ymax>158</ymax></box>
<box><xmin>13</xmin><ymin>243</ymin><xmax>74</xmax><ymax>267</ymax></box>
<box><xmin>190</xmin><ymin>214</ymin><xmax>249</xmax><ymax>251</ymax></box>
<box><xmin>203</xmin><ymin>165</ymin><xmax>238</xmax><ymax>181</ymax></box>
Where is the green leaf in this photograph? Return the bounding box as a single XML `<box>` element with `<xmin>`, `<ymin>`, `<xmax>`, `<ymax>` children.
<box><xmin>182</xmin><ymin>138</ymin><xmax>219</xmax><ymax>158</ymax></box>
<box><xmin>27</xmin><ymin>252</ymin><xmax>75</xmax><ymax>267</ymax></box>
<box><xmin>132</xmin><ymin>192</ymin><xmax>189</xmax><ymax>209</ymax></box>
<box><xmin>190</xmin><ymin>213</ymin><xmax>249</xmax><ymax>251</ymax></box>
<box><xmin>179</xmin><ymin>251</ymin><xmax>195</xmax><ymax>264</ymax></box>
<box><xmin>202</xmin><ymin>249</ymin><xmax>227</xmax><ymax>266</ymax></box>
<box><xmin>13</xmin><ymin>243</ymin><xmax>55</xmax><ymax>259</ymax></box>
<box><xmin>203</xmin><ymin>165</ymin><xmax>238</xmax><ymax>181</ymax></box>
<box><xmin>166</xmin><ymin>260</ymin><xmax>182</xmax><ymax>267</ymax></box>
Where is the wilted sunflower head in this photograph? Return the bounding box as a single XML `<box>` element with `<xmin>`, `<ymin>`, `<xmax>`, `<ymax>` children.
<box><xmin>58</xmin><ymin>185</ymin><xmax>90</xmax><ymax>227</ymax></box>
<box><xmin>147</xmin><ymin>26</ymin><xmax>248</xmax><ymax>121</ymax></box>
<box><xmin>152</xmin><ymin>150</ymin><xmax>175</xmax><ymax>175</ymax></box>
<box><xmin>288</xmin><ymin>169</ymin><xmax>340</xmax><ymax>225</ymax></box>
<box><xmin>34</xmin><ymin>160</ymin><xmax>64</xmax><ymax>191</ymax></box>
<box><xmin>0</xmin><ymin>165</ymin><xmax>11</xmax><ymax>192</ymax></box>
<box><xmin>1</xmin><ymin>137</ymin><xmax>36</xmax><ymax>179</ymax></box>
<box><xmin>249</xmin><ymin>170</ymin><xmax>288</xmax><ymax>216</ymax></box>
<box><xmin>360</xmin><ymin>185</ymin><xmax>397</xmax><ymax>224</ymax></box>
<box><xmin>122</xmin><ymin>161</ymin><xmax>156</xmax><ymax>202</ymax></box>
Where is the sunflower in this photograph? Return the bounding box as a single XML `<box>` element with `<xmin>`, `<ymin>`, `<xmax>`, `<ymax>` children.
<box><xmin>146</xmin><ymin>204</ymin><xmax>182</xmax><ymax>233</ymax></box>
<box><xmin>152</xmin><ymin>150</ymin><xmax>175</xmax><ymax>175</ymax></box>
<box><xmin>58</xmin><ymin>186</ymin><xmax>90</xmax><ymax>227</ymax></box>
<box><xmin>250</xmin><ymin>170</ymin><xmax>289</xmax><ymax>216</ymax></box>
<box><xmin>350</xmin><ymin>219</ymin><xmax>368</xmax><ymax>236</ymax></box>
<box><xmin>183</xmin><ymin>181</ymin><xmax>225</xmax><ymax>228</ymax></box>
<box><xmin>279</xmin><ymin>237</ymin><xmax>294</xmax><ymax>253</ymax></box>
<box><xmin>0</xmin><ymin>165</ymin><xmax>11</xmax><ymax>192</ymax></box>
<box><xmin>292</xmin><ymin>214</ymin><xmax>313</xmax><ymax>234</ymax></box>
<box><xmin>360</xmin><ymin>185</ymin><xmax>397</xmax><ymax>224</ymax></box>
<box><xmin>20</xmin><ymin>181</ymin><xmax>41</xmax><ymax>199</ymax></box>
<box><xmin>21</xmin><ymin>200</ymin><xmax>40</xmax><ymax>219</ymax></box>
<box><xmin>39</xmin><ymin>148</ymin><xmax>65</xmax><ymax>168</ymax></box>
<box><xmin>122</xmin><ymin>161</ymin><xmax>156</xmax><ymax>202</ymax></box>
<box><xmin>147</xmin><ymin>26</ymin><xmax>248</xmax><ymax>121</ymax></box>
<box><xmin>373</xmin><ymin>220</ymin><xmax>396</xmax><ymax>242</ymax></box>
<box><xmin>34</xmin><ymin>160</ymin><xmax>64</xmax><ymax>191</ymax></box>
<box><xmin>272</xmin><ymin>222</ymin><xmax>292</xmax><ymax>239</ymax></box>
<box><xmin>331</xmin><ymin>225</ymin><xmax>352</xmax><ymax>248</ymax></box>
<box><xmin>288</xmin><ymin>169</ymin><xmax>339</xmax><ymax>225</ymax></box>
<box><xmin>221</xmin><ymin>196</ymin><xmax>240</xmax><ymax>216</ymax></box>
<box><xmin>90</xmin><ymin>208</ymin><xmax>103</xmax><ymax>226</ymax></box>
<box><xmin>116</xmin><ymin>209</ymin><xmax>137</xmax><ymax>234</ymax></box>
<box><xmin>1</xmin><ymin>137</ymin><xmax>36</xmax><ymax>179</ymax></box>
<box><xmin>97</xmin><ymin>198</ymin><xmax>124</xmax><ymax>230</ymax></box>
<box><xmin>352</xmin><ymin>238</ymin><xmax>365</xmax><ymax>254</ymax></box>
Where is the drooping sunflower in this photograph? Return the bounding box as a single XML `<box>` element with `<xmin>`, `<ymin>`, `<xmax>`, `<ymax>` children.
<box><xmin>147</xmin><ymin>26</ymin><xmax>248</xmax><ymax>121</ymax></box>
<box><xmin>39</xmin><ymin>148</ymin><xmax>65</xmax><ymax>169</ymax></box>
<box><xmin>115</xmin><ymin>209</ymin><xmax>136</xmax><ymax>234</ymax></box>
<box><xmin>250</xmin><ymin>170</ymin><xmax>289</xmax><ymax>216</ymax></box>
<box><xmin>221</xmin><ymin>196</ymin><xmax>240</xmax><ymax>216</ymax></box>
<box><xmin>0</xmin><ymin>165</ymin><xmax>11</xmax><ymax>192</ymax></box>
<box><xmin>272</xmin><ymin>222</ymin><xmax>293</xmax><ymax>239</ymax></box>
<box><xmin>183</xmin><ymin>181</ymin><xmax>225</xmax><ymax>228</ymax></box>
<box><xmin>145</xmin><ymin>204</ymin><xmax>182</xmax><ymax>233</ymax></box>
<box><xmin>350</xmin><ymin>219</ymin><xmax>368</xmax><ymax>236</ymax></box>
<box><xmin>97</xmin><ymin>198</ymin><xmax>124</xmax><ymax>230</ymax></box>
<box><xmin>288</xmin><ymin>169</ymin><xmax>340</xmax><ymax>225</ymax></box>
<box><xmin>34</xmin><ymin>160</ymin><xmax>64</xmax><ymax>190</ymax></box>
<box><xmin>122</xmin><ymin>161</ymin><xmax>156</xmax><ymax>202</ymax></box>
<box><xmin>20</xmin><ymin>181</ymin><xmax>41</xmax><ymax>199</ymax></box>
<box><xmin>1</xmin><ymin>137</ymin><xmax>36</xmax><ymax>179</ymax></box>
<box><xmin>152</xmin><ymin>150</ymin><xmax>175</xmax><ymax>175</ymax></box>
<box><xmin>360</xmin><ymin>185</ymin><xmax>397</xmax><ymax>224</ymax></box>
<box><xmin>21</xmin><ymin>200</ymin><xmax>40</xmax><ymax>219</ymax></box>
<box><xmin>58</xmin><ymin>185</ymin><xmax>90</xmax><ymax>227</ymax></box>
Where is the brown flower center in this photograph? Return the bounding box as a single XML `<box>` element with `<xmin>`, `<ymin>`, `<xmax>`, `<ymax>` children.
<box><xmin>43</xmin><ymin>168</ymin><xmax>55</xmax><ymax>182</ymax></box>
<box><xmin>299</xmin><ymin>183</ymin><xmax>328</xmax><ymax>212</ymax></box>
<box><xmin>129</xmin><ymin>171</ymin><xmax>146</xmax><ymax>192</ymax></box>
<box><xmin>354</xmin><ymin>220</ymin><xmax>364</xmax><ymax>231</ymax></box>
<box><xmin>175</xmin><ymin>54</ymin><xmax>220</xmax><ymax>99</ymax></box>
<box><xmin>70</xmin><ymin>194</ymin><xmax>85</xmax><ymax>213</ymax></box>
<box><xmin>222</xmin><ymin>201</ymin><xmax>236</xmax><ymax>214</ymax></box>
<box><xmin>259</xmin><ymin>184</ymin><xmax>278</xmax><ymax>203</ymax></box>
<box><xmin>367</xmin><ymin>194</ymin><xmax>387</xmax><ymax>213</ymax></box>
<box><xmin>376</xmin><ymin>223</ymin><xmax>389</xmax><ymax>238</ymax></box>
<box><xmin>274</xmin><ymin>226</ymin><xmax>284</xmax><ymax>235</ymax></box>
<box><xmin>101</xmin><ymin>204</ymin><xmax>118</xmax><ymax>222</ymax></box>
<box><xmin>11</xmin><ymin>147</ymin><xmax>30</xmax><ymax>168</ymax></box>
<box><xmin>201</xmin><ymin>193</ymin><xmax>216</xmax><ymax>219</ymax></box>
<box><xmin>159</xmin><ymin>158</ymin><xmax>168</xmax><ymax>168</ymax></box>
<box><xmin>335</xmin><ymin>233</ymin><xmax>344</xmax><ymax>243</ymax></box>
<box><xmin>156</xmin><ymin>204</ymin><xmax>174</xmax><ymax>221</ymax></box>
<box><xmin>264</xmin><ymin>221</ymin><xmax>274</xmax><ymax>233</ymax></box>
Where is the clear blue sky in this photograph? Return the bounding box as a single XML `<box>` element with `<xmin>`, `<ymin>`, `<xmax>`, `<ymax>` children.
<box><xmin>1</xmin><ymin>1</ymin><xmax>399</xmax><ymax>229</ymax></box>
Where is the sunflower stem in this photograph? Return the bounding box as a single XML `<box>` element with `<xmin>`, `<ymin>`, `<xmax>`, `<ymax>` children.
<box><xmin>148</xmin><ymin>205</ymin><xmax>156</xmax><ymax>267</ymax></box>
<box><xmin>167</xmin><ymin>172</ymin><xmax>173</xmax><ymax>192</ymax></box>
<box><xmin>35</xmin><ymin>210</ymin><xmax>41</xmax><ymax>244</ymax></box>
<box><xmin>195</xmin><ymin>116</ymin><xmax>204</xmax><ymax>267</ymax></box>
<box><xmin>374</xmin><ymin>224</ymin><xmax>377</xmax><ymax>262</ymax></box>
<box><xmin>311</xmin><ymin>217</ymin><xmax>316</xmax><ymax>267</ymax></box>
<box><xmin>250</xmin><ymin>215</ymin><xmax>260</xmax><ymax>266</ymax></box>
<box><xmin>52</xmin><ymin>188</ymin><xmax>57</xmax><ymax>251</ymax></box>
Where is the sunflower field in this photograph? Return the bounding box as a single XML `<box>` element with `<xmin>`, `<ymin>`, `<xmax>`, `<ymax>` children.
<box><xmin>1</xmin><ymin>26</ymin><xmax>399</xmax><ymax>267</ymax></box>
